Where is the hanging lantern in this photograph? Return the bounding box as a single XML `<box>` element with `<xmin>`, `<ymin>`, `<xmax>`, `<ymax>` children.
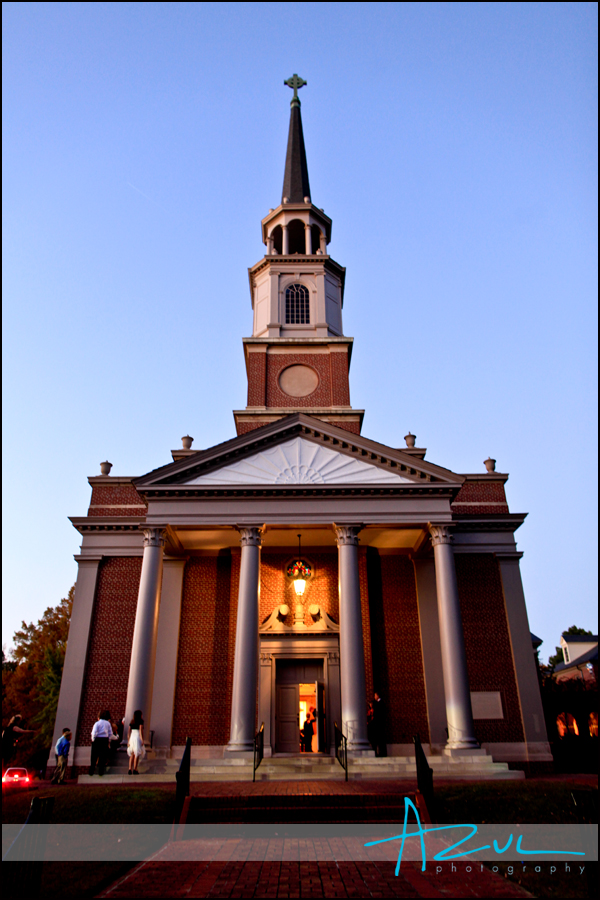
<box><xmin>287</xmin><ymin>534</ymin><xmax>311</xmax><ymax>597</ymax></box>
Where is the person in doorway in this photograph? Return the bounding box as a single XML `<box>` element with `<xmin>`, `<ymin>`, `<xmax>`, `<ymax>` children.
<box><xmin>367</xmin><ymin>701</ymin><xmax>375</xmax><ymax>751</ymax></box>
<box><xmin>127</xmin><ymin>710</ymin><xmax>145</xmax><ymax>774</ymax></box>
<box><xmin>309</xmin><ymin>706</ymin><xmax>318</xmax><ymax>753</ymax></box>
<box><xmin>302</xmin><ymin>715</ymin><xmax>314</xmax><ymax>753</ymax></box>
<box><xmin>372</xmin><ymin>692</ymin><xmax>387</xmax><ymax>757</ymax></box>
<box><xmin>51</xmin><ymin>729</ymin><xmax>71</xmax><ymax>784</ymax></box>
<box><xmin>89</xmin><ymin>710</ymin><xmax>118</xmax><ymax>776</ymax></box>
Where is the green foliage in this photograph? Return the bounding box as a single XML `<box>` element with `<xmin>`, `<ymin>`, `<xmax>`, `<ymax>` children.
<box><xmin>2</xmin><ymin>586</ymin><xmax>74</xmax><ymax>760</ymax></box>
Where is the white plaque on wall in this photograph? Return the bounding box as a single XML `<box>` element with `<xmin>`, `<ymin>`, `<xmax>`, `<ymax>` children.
<box><xmin>470</xmin><ymin>691</ymin><xmax>504</xmax><ymax>720</ymax></box>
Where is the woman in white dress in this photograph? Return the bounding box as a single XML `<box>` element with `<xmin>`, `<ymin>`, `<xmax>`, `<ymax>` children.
<box><xmin>127</xmin><ymin>709</ymin><xmax>145</xmax><ymax>774</ymax></box>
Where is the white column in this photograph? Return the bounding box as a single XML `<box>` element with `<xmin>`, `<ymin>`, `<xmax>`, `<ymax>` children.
<box><xmin>225</xmin><ymin>526</ymin><xmax>262</xmax><ymax>756</ymax></box>
<box><xmin>50</xmin><ymin>556</ymin><xmax>102</xmax><ymax>762</ymax></box>
<box><xmin>266</xmin><ymin>234</ymin><xmax>274</xmax><ymax>255</ymax></box>
<box><xmin>429</xmin><ymin>525</ymin><xmax>478</xmax><ymax>749</ymax></box>
<box><xmin>124</xmin><ymin>527</ymin><xmax>166</xmax><ymax>732</ymax></box>
<box><xmin>319</xmin><ymin>229</ymin><xmax>327</xmax><ymax>254</ymax></box>
<box><xmin>149</xmin><ymin>557</ymin><xmax>188</xmax><ymax>753</ymax></box>
<box><xmin>335</xmin><ymin>525</ymin><xmax>373</xmax><ymax>755</ymax></box>
<box><xmin>282</xmin><ymin>224</ymin><xmax>289</xmax><ymax>255</ymax></box>
<box><xmin>304</xmin><ymin>222</ymin><xmax>312</xmax><ymax>254</ymax></box>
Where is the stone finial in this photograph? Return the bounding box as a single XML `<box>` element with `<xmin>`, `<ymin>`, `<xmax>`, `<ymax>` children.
<box><xmin>404</xmin><ymin>432</ymin><xmax>416</xmax><ymax>448</ymax></box>
<box><xmin>282</xmin><ymin>196</ymin><xmax>289</xmax><ymax>204</ymax></box>
<box><xmin>181</xmin><ymin>435</ymin><xmax>194</xmax><ymax>450</ymax></box>
<box><xmin>484</xmin><ymin>457</ymin><xmax>496</xmax><ymax>473</ymax></box>
<box><xmin>303</xmin><ymin>196</ymin><xmax>311</xmax><ymax>203</ymax></box>
<box><xmin>99</xmin><ymin>461</ymin><xmax>113</xmax><ymax>476</ymax></box>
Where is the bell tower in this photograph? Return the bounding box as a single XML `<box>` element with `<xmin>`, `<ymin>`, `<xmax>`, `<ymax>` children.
<box><xmin>234</xmin><ymin>76</ymin><xmax>364</xmax><ymax>436</ymax></box>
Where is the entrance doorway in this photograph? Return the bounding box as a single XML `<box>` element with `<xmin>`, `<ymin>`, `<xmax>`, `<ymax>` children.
<box><xmin>275</xmin><ymin>659</ymin><xmax>325</xmax><ymax>754</ymax></box>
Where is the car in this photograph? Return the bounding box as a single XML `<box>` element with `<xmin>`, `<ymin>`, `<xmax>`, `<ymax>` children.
<box><xmin>2</xmin><ymin>767</ymin><xmax>31</xmax><ymax>789</ymax></box>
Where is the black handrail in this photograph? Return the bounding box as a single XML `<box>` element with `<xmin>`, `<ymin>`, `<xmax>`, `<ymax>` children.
<box><xmin>174</xmin><ymin>736</ymin><xmax>192</xmax><ymax>824</ymax></box>
<box><xmin>413</xmin><ymin>733</ymin><xmax>435</xmax><ymax>822</ymax></box>
<box><xmin>334</xmin><ymin>722</ymin><xmax>348</xmax><ymax>781</ymax></box>
<box><xmin>253</xmin><ymin>722</ymin><xmax>264</xmax><ymax>782</ymax></box>
<box><xmin>3</xmin><ymin>795</ymin><xmax>55</xmax><ymax>897</ymax></box>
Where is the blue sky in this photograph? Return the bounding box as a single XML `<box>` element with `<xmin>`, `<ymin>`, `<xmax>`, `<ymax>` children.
<box><xmin>2</xmin><ymin>2</ymin><xmax>597</xmax><ymax>661</ymax></box>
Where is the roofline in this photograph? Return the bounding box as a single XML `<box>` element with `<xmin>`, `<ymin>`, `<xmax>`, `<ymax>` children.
<box><xmin>133</xmin><ymin>414</ymin><xmax>467</xmax><ymax>488</ymax></box>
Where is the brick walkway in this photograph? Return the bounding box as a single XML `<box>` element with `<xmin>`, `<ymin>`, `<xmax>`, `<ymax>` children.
<box><xmin>99</xmin><ymin>858</ymin><xmax>532</xmax><ymax>898</ymax></box>
<box><xmin>96</xmin><ymin>779</ymin><xmax>540</xmax><ymax>898</ymax></box>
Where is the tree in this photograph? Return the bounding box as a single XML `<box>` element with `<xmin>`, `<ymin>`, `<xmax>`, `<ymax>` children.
<box><xmin>547</xmin><ymin>625</ymin><xmax>594</xmax><ymax>668</ymax></box>
<box><xmin>2</xmin><ymin>586</ymin><xmax>74</xmax><ymax>762</ymax></box>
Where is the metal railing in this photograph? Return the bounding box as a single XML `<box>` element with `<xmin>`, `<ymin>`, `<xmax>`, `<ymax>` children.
<box><xmin>174</xmin><ymin>736</ymin><xmax>192</xmax><ymax>825</ymax></box>
<box><xmin>253</xmin><ymin>722</ymin><xmax>264</xmax><ymax>782</ymax></box>
<box><xmin>334</xmin><ymin>722</ymin><xmax>348</xmax><ymax>781</ymax></box>
<box><xmin>3</xmin><ymin>795</ymin><xmax>55</xmax><ymax>897</ymax></box>
<box><xmin>413</xmin><ymin>733</ymin><xmax>435</xmax><ymax>822</ymax></box>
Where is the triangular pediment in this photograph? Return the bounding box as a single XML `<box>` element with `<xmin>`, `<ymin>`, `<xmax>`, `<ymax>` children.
<box><xmin>183</xmin><ymin>437</ymin><xmax>411</xmax><ymax>486</ymax></box>
<box><xmin>134</xmin><ymin>414</ymin><xmax>463</xmax><ymax>489</ymax></box>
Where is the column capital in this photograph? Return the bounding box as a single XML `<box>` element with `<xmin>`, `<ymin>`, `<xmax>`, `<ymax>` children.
<box><xmin>236</xmin><ymin>525</ymin><xmax>263</xmax><ymax>547</ymax></box>
<box><xmin>428</xmin><ymin>524</ymin><xmax>454</xmax><ymax>546</ymax></box>
<box><xmin>334</xmin><ymin>524</ymin><xmax>363</xmax><ymax>546</ymax></box>
<box><xmin>141</xmin><ymin>527</ymin><xmax>167</xmax><ymax>548</ymax></box>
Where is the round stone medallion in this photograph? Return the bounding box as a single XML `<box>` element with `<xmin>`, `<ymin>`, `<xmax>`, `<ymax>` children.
<box><xmin>278</xmin><ymin>364</ymin><xmax>319</xmax><ymax>398</ymax></box>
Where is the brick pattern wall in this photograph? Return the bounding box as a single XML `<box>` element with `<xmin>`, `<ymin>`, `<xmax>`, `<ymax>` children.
<box><xmin>366</xmin><ymin>551</ymin><xmax>430</xmax><ymax>743</ymax></box>
<box><xmin>88</xmin><ymin>483</ymin><xmax>147</xmax><ymax>517</ymax></box>
<box><xmin>236</xmin><ymin>418</ymin><xmax>361</xmax><ymax>436</ymax></box>
<box><xmin>330</xmin><ymin>351</ymin><xmax>351</xmax><ymax>406</ymax></box>
<box><xmin>259</xmin><ymin>552</ymin><xmax>339</xmax><ymax>627</ymax></box>
<box><xmin>455</xmin><ymin>554</ymin><xmax>524</xmax><ymax>743</ymax></box>
<box><xmin>246</xmin><ymin>352</ymin><xmax>267</xmax><ymax>407</ymax></box>
<box><xmin>76</xmin><ymin>557</ymin><xmax>142</xmax><ymax>745</ymax></box>
<box><xmin>359</xmin><ymin>549</ymin><xmax>373</xmax><ymax>700</ymax></box>
<box><xmin>266</xmin><ymin>353</ymin><xmax>335</xmax><ymax>408</ymax></box>
<box><xmin>171</xmin><ymin>553</ymin><xmax>240</xmax><ymax>746</ymax></box>
<box><xmin>451</xmin><ymin>481</ymin><xmax>509</xmax><ymax>515</ymax></box>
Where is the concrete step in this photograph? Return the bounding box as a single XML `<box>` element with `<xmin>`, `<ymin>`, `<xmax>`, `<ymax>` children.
<box><xmin>78</xmin><ymin>750</ymin><xmax>524</xmax><ymax>783</ymax></box>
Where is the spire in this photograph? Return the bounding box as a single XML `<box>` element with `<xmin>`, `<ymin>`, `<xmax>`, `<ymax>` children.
<box><xmin>282</xmin><ymin>74</ymin><xmax>311</xmax><ymax>204</ymax></box>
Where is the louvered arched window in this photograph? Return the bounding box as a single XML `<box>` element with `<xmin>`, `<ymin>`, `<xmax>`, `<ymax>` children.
<box><xmin>285</xmin><ymin>284</ymin><xmax>310</xmax><ymax>324</ymax></box>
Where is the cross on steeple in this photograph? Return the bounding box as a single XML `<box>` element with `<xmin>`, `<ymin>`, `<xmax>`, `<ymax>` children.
<box><xmin>284</xmin><ymin>74</ymin><xmax>307</xmax><ymax>104</ymax></box>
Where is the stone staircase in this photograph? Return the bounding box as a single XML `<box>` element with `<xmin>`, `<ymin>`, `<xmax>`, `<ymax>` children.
<box><xmin>78</xmin><ymin>747</ymin><xmax>523</xmax><ymax>783</ymax></box>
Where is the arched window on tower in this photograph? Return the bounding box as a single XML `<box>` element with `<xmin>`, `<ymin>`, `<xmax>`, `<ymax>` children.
<box><xmin>285</xmin><ymin>284</ymin><xmax>310</xmax><ymax>324</ymax></box>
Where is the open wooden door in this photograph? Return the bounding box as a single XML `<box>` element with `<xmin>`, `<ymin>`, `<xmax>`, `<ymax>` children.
<box><xmin>315</xmin><ymin>681</ymin><xmax>326</xmax><ymax>752</ymax></box>
<box><xmin>276</xmin><ymin>684</ymin><xmax>299</xmax><ymax>753</ymax></box>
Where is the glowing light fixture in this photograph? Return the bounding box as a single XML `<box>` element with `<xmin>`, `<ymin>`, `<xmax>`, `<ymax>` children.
<box><xmin>287</xmin><ymin>534</ymin><xmax>311</xmax><ymax>597</ymax></box>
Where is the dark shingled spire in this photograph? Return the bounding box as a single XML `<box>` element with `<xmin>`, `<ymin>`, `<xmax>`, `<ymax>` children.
<box><xmin>282</xmin><ymin>100</ymin><xmax>311</xmax><ymax>204</ymax></box>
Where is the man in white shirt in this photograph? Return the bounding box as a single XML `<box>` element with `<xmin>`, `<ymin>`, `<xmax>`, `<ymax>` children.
<box><xmin>89</xmin><ymin>710</ymin><xmax>118</xmax><ymax>776</ymax></box>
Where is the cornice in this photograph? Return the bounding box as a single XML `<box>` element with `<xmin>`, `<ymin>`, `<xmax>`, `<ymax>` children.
<box><xmin>70</xmin><ymin>516</ymin><xmax>147</xmax><ymax>534</ymax></box>
<box><xmin>87</xmin><ymin>476</ymin><xmax>139</xmax><ymax>485</ymax></box>
<box><xmin>462</xmin><ymin>473</ymin><xmax>509</xmax><ymax>483</ymax></box>
<box><xmin>142</xmin><ymin>483</ymin><xmax>461</xmax><ymax>500</ymax></box>
<box><xmin>451</xmin><ymin>514</ymin><xmax>527</xmax><ymax>532</ymax></box>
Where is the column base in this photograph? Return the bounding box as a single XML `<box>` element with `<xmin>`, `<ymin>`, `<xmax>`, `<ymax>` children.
<box><xmin>347</xmin><ymin>742</ymin><xmax>375</xmax><ymax>757</ymax></box>
<box><xmin>223</xmin><ymin>742</ymin><xmax>254</xmax><ymax>759</ymax></box>
<box><xmin>443</xmin><ymin>744</ymin><xmax>483</xmax><ymax>756</ymax></box>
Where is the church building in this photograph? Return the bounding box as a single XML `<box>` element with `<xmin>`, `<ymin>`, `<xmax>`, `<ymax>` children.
<box><xmin>53</xmin><ymin>77</ymin><xmax>551</xmax><ymax>776</ymax></box>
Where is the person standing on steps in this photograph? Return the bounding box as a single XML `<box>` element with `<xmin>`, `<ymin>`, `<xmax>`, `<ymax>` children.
<box><xmin>127</xmin><ymin>710</ymin><xmax>145</xmax><ymax>774</ymax></box>
<box><xmin>89</xmin><ymin>710</ymin><xmax>118</xmax><ymax>776</ymax></box>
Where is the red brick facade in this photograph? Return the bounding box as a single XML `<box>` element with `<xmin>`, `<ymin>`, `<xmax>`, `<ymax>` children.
<box><xmin>451</xmin><ymin>481</ymin><xmax>509</xmax><ymax>515</ymax></box>
<box><xmin>366</xmin><ymin>551</ymin><xmax>430</xmax><ymax>743</ymax></box>
<box><xmin>77</xmin><ymin>557</ymin><xmax>142</xmax><ymax>745</ymax></box>
<box><xmin>171</xmin><ymin>553</ymin><xmax>240</xmax><ymax>746</ymax></box>
<box><xmin>72</xmin><ymin>549</ymin><xmax>524</xmax><ymax>751</ymax></box>
<box><xmin>246</xmin><ymin>351</ymin><xmax>267</xmax><ymax>407</ymax></box>
<box><xmin>259</xmin><ymin>552</ymin><xmax>340</xmax><ymax>627</ymax></box>
<box><xmin>264</xmin><ymin>351</ymin><xmax>350</xmax><ymax>409</ymax></box>
<box><xmin>455</xmin><ymin>554</ymin><xmax>524</xmax><ymax>743</ymax></box>
<box><xmin>88</xmin><ymin>483</ymin><xmax>147</xmax><ymax>517</ymax></box>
